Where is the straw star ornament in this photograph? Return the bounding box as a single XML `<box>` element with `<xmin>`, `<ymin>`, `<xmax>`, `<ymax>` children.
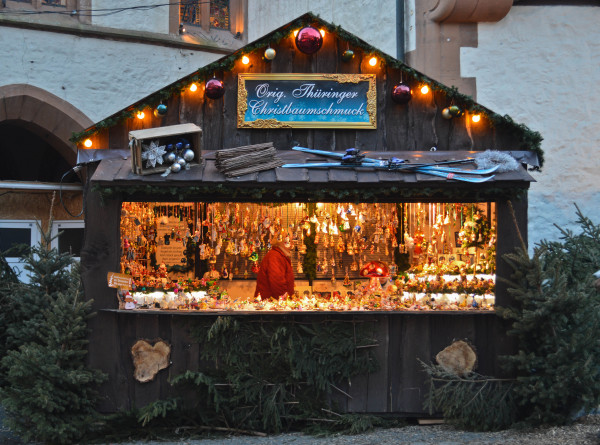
<box><xmin>141</xmin><ymin>140</ymin><xmax>167</xmax><ymax>168</ymax></box>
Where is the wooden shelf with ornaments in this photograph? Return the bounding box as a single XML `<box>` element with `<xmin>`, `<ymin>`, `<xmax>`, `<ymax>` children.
<box><xmin>119</xmin><ymin>201</ymin><xmax>497</xmax><ymax>313</ymax></box>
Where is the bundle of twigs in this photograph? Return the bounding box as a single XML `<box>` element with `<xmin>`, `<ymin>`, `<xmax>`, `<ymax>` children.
<box><xmin>216</xmin><ymin>142</ymin><xmax>284</xmax><ymax>177</ymax></box>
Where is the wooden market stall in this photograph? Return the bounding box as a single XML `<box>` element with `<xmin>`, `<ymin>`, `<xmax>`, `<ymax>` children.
<box><xmin>77</xmin><ymin>14</ymin><xmax>540</xmax><ymax>415</ymax></box>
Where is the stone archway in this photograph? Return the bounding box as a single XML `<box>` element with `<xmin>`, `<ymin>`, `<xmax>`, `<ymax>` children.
<box><xmin>0</xmin><ymin>84</ymin><xmax>93</xmax><ymax>166</ymax></box>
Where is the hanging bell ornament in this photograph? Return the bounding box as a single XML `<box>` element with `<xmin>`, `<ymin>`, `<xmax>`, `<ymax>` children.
<box><xmin>170</xmin><ymin>162</ymin><xmax>182</xmax><ymax>173</ymax></box>
<box><xmin>205</xmin><ymin>78</ymin><xmax>225</xmax><ymax>99</ymax></box>
<box><xmin>295</xmin><ymin>26</ymin><xmax>323</xmax><ymax>54</ymax></box>
<box><xmin>391</xmin><ymin>83</ymin><xmax>412</xmax><ymax>104</ymax></box>
<box><xmin>264</xmin><ymin>47</ymin><xmax>276</xmax><ymax>60</ymax></box>
<box><xmin>448</xmin><ymin>105</ymin><xmax>462</xmax><ymax>117</ymax></box>
<box><xmin>342</xmin><ymin>49</ymin><xmax>355</xmax><ymax>62</ymax></box>
<box><xmin>442</xmin><ymin>107</ymin><xmax>453</xmax><ymax>119</ymax></box>
<box><xmin>183</xmin><ymin>148</ymin><xmax>195</xmax><ymax>162</ymax></box>
<box><xmin>164</xmin><ymin>152</ymin><xmax>177</xmax><ymax>164</ymax></box>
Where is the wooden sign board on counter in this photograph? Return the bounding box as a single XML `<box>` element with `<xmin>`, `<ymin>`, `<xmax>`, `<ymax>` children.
<box><xmin>107</xmin><ymin>272</ymin><xmax>133</xmax><ymax>289</ymax></box>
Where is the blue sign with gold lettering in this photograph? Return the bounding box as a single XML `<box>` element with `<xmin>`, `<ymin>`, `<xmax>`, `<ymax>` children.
<box><xmin>237</xmin><ymin>74</ymin><xmax>376</xmax><ymax>129</ymax></box>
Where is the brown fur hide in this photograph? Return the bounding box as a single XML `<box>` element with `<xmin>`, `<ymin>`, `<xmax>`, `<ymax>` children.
<box><xmin>131</xmin><ymin>339</ymin><xmax>171</xmax><ymax>383</ymax></box>
<box><xmin>435</xmin><ymin>340</ymin><xmax>477</xmax><ymax>377</ymax></box>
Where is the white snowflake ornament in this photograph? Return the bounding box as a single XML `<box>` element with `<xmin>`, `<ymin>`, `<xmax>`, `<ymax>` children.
<box><xmin>141</xmin><ymin>140</ymin><xmax>167</xmax><ymax>168</ymax></box>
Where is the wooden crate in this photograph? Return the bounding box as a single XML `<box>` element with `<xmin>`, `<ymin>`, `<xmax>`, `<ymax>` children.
<box><xmin>129</xmin><ymin>123</ymin><xmax>202</xmax><ymax>175</ymax></box>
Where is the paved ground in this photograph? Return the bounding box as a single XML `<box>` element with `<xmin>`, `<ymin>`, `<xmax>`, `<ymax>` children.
<box><xmin>2</xmin><ymin>408</ymin><xmax>600</xmax><ymax>444</ymax></box>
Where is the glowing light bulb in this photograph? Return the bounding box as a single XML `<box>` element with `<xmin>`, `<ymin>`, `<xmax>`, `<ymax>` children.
<box><xmin>189</xmin><ymin>83</ymin><xmax>198</xmax><ymax>92</ymax></box>
<box><xmin>420</xmin><ymin>85</ymin><xmax>430</xmax><ymax>94</ymax></box>
<box><xmin>293</xmin><ymin>29</ymin><xmax>299</xmax><ymax>37</ymax></box>
<box><xmin>84</xmin><ymin>139</ymin><xmax>92</xmax><ymax>148</ymax></box>
<box><xmin>241</xmin><ymin>55</ymin><xmax>250</xmax><ymax>65</ymax></box>
<box><xmin>472</xmin><ymin>114</ymin><xmax>481</xmax><ymax>123</ymax></box>
<box><xmin>320</xmin><ymin>29</ymin><xmax>325</xmax><ymax>37</ymax></box>
<box><xmin>368</xmin><ymin>56</ymin><xmax>377</xmax><ymax>67</ymax></box>
<box><xmin>136</xmin><ymin>111</ymin><xmax>145</xmax><ymax>119</ymax></box>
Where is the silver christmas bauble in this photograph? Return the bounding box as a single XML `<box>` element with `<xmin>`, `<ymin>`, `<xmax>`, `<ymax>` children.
<box><xmin>176</xmin><ymin>157</ymin><xmax>186</xmax><ymax>168</ymax></box>
<box><xmin>264</xmin><ymin>47</ymin><xmax>276</xmax><ymax>60</ymax></box>
<box><xmin>170</xmin><ymin>162</ymin><xmax>182</xmax><ymax>173</ymax></box>
<box><xmin>164</xmin><ymin>152</ymin><xmax>177</xmax><ymax>164</ymax></box>
<box><xmin>183</xmin><ymin>148</ymin><xmax>195</xmax><ymax>162</ymax></box>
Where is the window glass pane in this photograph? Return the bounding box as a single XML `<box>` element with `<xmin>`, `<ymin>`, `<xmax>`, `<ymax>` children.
<box><xmin>57</xmin><ymin>228</ymin><xmax>84</xmax><ymax>257</ymax></box>
<box><xmin>180</xmin><ymin>0</ymin><xmax>201</xmax><ymax>25</ymax></box>
<box><xmin>41</xmin><ymin>0</ymin><xmax>66</xmax><ymax>6</ymax></box>
<box><xmin>210</xmin><ymin>0</ymin><xmax>230</xmax><ymax>29</ymax></box>
<box><xmin>0</xmin><ymin>228</ymin><xmax>31</xmax><ymax>255</ymax></box>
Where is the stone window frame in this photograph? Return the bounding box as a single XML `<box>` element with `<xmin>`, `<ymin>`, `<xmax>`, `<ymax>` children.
<box><xmin>170</xmin><ymin>0</ymin><xmax>245</xmax><ymax>38</ymax></box>
<box><xmin>2</xmin><ymin>0</ymin><xmax>78</xmax><ymax>12</ymax></box>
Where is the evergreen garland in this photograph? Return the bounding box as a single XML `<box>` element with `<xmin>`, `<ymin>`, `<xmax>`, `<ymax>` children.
<box><xmin>71</xmin><ymin>12</ymin><xmax>543</xmax><ymax>166</ymax></box>
<box><xmin>93</xmin><ymin>183</ymin><xmax>526</xmax><ymax>204</ymax></box>
<box><xmin>136</xmin><ymin>315</ymin><xmax>379</xmax><ymax>435</ymax></box>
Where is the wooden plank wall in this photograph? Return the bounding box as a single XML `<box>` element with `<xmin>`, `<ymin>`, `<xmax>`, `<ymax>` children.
<box><xmin>100</xmin><ymin>33</ymin><xmax>523</xmax><ymax>155</ymax></box>
<box><xmin>93</xmin><ymin>311</ymin><xmax>499</xmax><ymax>414</ymax></box>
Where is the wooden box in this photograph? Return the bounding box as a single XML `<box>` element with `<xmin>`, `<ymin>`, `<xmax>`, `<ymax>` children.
<box><xmin>129</xmin><ymin>123</ymin><xmax>202</xmax><ymax>175</ymax></box>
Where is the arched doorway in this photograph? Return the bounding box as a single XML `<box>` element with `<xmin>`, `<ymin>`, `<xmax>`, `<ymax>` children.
<box><xmin>0</xmin><ymin>84</ymin><xmax>93</xmax><ymax>280</ymax></box>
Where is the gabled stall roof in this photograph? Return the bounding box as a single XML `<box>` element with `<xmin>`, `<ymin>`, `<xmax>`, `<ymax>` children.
<box><xmin>73</xmin><ymin>13</ymin><xmax>543</xmax><ymax>167</ymax></box>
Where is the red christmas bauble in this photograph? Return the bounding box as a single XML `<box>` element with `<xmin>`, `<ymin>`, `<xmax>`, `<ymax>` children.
<box><xmin>391</xmin><ymin>83</ymin><xmax>412</xmax><ymax>104</ymax></box>
<box><xmin>295</xmin><ymin>26</ymin><xmax>323</xmax><ymax>54</ymax></box>
<box><xmin>205</xmin><ymin>78</ymin><xmax>225</xmax><ymax>100</ymax></box>
<box><xmin>359</xmin><ymin>260</ymin><xmax>390</xmax><ymax>278</ymax></box>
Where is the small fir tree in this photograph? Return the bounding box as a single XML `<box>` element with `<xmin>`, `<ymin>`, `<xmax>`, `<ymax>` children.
<box><xmin>498</xmin><ymin>205</ymin><xmax>600</xmax><ymax>426</ymax></box>
<box><xmin>0</xmin><ymin>248</ymin><xmax>21</xmax><ymax>367</ymax></box>
<box><xmin>2</xmin><ymin>231</ymin><xmax>74</xmax><ymax>355</ymax></box>
<box><xmin>0</xmin><ymin>226</ymin><xmax>106</xmax><ymax>444</ymax></box>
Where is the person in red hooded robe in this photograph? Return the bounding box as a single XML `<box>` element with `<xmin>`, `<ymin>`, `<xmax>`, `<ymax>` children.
<box><xmin>254</xmin><ymin>241</ymin><xmax>295</xmax><ymax>300</ymax></box>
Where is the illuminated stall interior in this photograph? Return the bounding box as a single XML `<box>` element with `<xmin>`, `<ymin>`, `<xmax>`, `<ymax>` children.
<box><xmin>120</xmin><ymin>200</ymin><xmax>496</xmax><ymax>311</ymax></box>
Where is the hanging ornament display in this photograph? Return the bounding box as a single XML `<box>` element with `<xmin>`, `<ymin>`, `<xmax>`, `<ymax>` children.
<box><xmin>295</xmin><ymin>26</ymin><xmax>323</xmax><ymax>54</ymax></box>
<box><xmin>391</xmin><ymin>83</ymin><xmax>412</xmax><ymax>104</ymax></box>
<box><xmin>442</xmin><ymin>107</ymin><xmax>453</xmax><ymax>119</ymax></box>
<box><xmin>153</xmin><ymin>104</ymin><xmax>167</xmax><ymax>117</ymax></box>
<box><xmin>448</xmin><ymin>105</ymin><xmax>463</xmax><ymax>117</ymax></box>
<box><xmin>205</xmin><ymin>78</ymin><xmax>225</xmax><ymax>100</ymax></box>
<box><xmin>264</xmin><ymin>47</ymin><xmax>276</xmax><ymax>61</ymax></box>
<box><xmin>342</xmin><ymin>49</ymin><xmax>355</xmax><ymax>62</ymax></box>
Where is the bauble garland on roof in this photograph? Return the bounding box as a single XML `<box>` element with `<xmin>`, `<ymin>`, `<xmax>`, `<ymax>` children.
<box><xmin>71</xmin><ymin>12</ymin><xmax>543</xmax><ymax>167</ymax></box>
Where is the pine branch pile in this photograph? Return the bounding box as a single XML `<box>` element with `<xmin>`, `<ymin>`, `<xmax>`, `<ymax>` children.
<box><xmin>136</xmin><ymin>316</ymin><xmax>380</xmax><ymax>435</ymax></box>
<box><xmin>421</xmin><ymin>361</ymin><xmax>516</xmax><ymax>431</ymax></box>
<box><xmin>215</xmin><ymin>143</ymin><xmax>284</xmax><ymax>177</ymax></box>
<box><xmin>497</xmin><ymin>205</ymin><xmax>600</xmax><ymax>426</ymax></box>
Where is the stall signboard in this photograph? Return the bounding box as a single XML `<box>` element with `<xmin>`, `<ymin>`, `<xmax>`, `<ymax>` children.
<box><xmin>155</xmin><ymin>216</ymin><xmax>187</xmax><ymax>267</ymax></box>
<box><xmin>237</xmin><ymin>74</ymin><xmax>376</xmax><ymax>129</ymax></box>
<box><xmin>107</xmin><ymin>272</ymin><xmax>132</xmax><ymax>289</ymax></box>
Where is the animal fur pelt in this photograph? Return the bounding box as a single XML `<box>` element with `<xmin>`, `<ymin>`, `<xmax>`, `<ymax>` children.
<box><xmin>435</xmin><ymin>340</ymin><xmax>478</xmax><ymax>377</ymax></box>
<box><xmin>475</xmin><ymin>150</ymin><xmax>520</xmax><ymax>172</ymax></box>
<box><xmin>131</xmin><ymin>339</ymin><xmax>171</xmax><ymax>383</ymax></box>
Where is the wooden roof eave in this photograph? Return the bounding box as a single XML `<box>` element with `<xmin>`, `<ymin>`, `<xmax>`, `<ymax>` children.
<box><xmin>89</xmin><ymin>150</ymin><xmax>534</xmax><ymax>203</ymax></box>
